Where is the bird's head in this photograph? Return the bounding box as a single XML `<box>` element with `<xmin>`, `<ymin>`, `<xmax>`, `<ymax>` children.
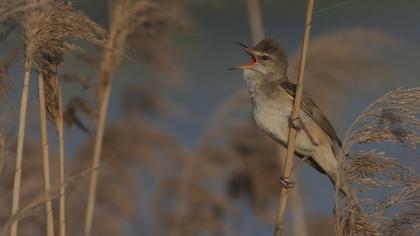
<box><xmin>232</xmin><ymin>39</ymin><xmax>288</xmax><ymax>81</ymax></box>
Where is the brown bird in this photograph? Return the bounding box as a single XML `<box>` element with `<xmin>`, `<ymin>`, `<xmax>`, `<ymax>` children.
<box><xmin>232</xmin><ymin>39</ymin><xmax>347</xmax><ymax>194</ymax></box>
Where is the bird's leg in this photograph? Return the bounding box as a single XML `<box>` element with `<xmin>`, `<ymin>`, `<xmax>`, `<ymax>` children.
<box><xmin>280</xmin><ymin>176</ymin><xmax>296</xmax><ymax>189</ymax></box>
<box><xmin>288</xmin><ymin>116</ymin><xmax>319</xmax><ymax>146</ymax></box>
<box><xmin>291</xmin><ymin>156</ymin><xmax>309</xmax><ymax>173</ymax></box>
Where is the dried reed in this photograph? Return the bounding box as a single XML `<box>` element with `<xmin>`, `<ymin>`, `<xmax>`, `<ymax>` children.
<box><xmin>335</xmin><ymin>87</ymin><xmax>420</xmax><ymax>235</ymax></box>
<box><xmin>36</xmin><ymin>72</ymin><xmax>55</xmax><ymax>236</ymax></box>
<box><xmin>1</xmin><ymin>2</ymin><xmax>41</xmax><ymax>236</ymax></box>
<box><xmin>244</xmin><ymin>1</ymin><xmax>310</xmax><ymax>235</ymax></box>
<box><xmin>288</xmin><ymin>28</ymin><xmax>399</xmax><ymax>115</ymax></box>
<box><xmin>84</xmin><ymin>1</ymin><xmax>189</xmax><ymax>234</ymax></box>
<box><xmin>1</xmin><ymin>165</ymin><xmax>93</xmax><ymax>236</ymax></box>
<box><xmin>7</xmin><ymin>1</ymin><xmax>105</xmax><ymax>235</ymax></box>
<box><xmin>245</xmin><ymin>0</ymin><xmax>264</xmax><ymax>43</ymax></box>
<box><xmin>275</xmin><ymin>1</ymin><xmax>314</xmax><ymax>235</ymax></box>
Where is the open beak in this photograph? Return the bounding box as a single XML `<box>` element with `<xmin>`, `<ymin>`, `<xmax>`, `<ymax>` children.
<box><xmin>230</xmin><ymin>42</ymin><xmax>257</xmax><ymax>70</ymax></box>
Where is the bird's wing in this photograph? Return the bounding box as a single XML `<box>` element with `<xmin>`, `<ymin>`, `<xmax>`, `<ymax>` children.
<box><xmin>279</xmin><ymin>80</ymin><xmax>342</xmax><ymax>147</ymax></box>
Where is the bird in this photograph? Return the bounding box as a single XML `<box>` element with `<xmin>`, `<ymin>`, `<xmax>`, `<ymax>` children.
<box><xmin>231</xmin><ymin>38</ymin><xmax>347</xmax><ymax>195</ymax></box>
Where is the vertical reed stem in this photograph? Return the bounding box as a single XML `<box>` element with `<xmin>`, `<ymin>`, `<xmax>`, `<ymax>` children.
<box><xmin>84</xmin><ymin>8</ymin><xmax>120</xmax><ymax>231</ymax></box>
<box><xmin>84</xmin><ymin>84</ymin><xmax>111</xmax><ymax>236</ymax></box>
<box><xmin>246</xmin><ymin>0</ymin><xmax>265</xmax><ymax>43</ymax></box>
<box><xmin>37</xmin><ymin>73</ymin><xmax>55</xmax><ymax>236</ymax></box>
<box><xmin>10</xmin><ymin>70</ymin><xmax>30</xmax><ymax>236</ymax></box>
<box><xmin>274</xmin><ymin>0</ymin><xmax>314</xmax><ymax>235</ymax></box>
<box><xmin>57</xmin><ymin>84</ymin><xmax>66</xmax><ymax>236</ymax></box>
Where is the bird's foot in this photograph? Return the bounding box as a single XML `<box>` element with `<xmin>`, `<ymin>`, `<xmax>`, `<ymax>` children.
<box><xmin>288</xmin><ymin>116</ymin><xmax>302</xmax><ymax>130</ymax></box>
<box><xmin>280</xmin><ymin>176</ymin><xmax>296</xmax><ymax>189</ymax></box>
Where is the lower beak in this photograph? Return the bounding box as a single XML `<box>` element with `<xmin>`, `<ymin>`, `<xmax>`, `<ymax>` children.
<box><xmin>230</xmin><ymin>42</ymin><xmax>257</xmax><ymax>70</ymax></box>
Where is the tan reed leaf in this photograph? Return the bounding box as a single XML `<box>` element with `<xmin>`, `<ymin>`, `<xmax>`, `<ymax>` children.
<box><xmin>63</xmin><ymin>97</ymin><xmax>95</xmax><ymax>133</ymax></box>
<box><xmin>1</xmin><ymin>167</ymin><xmax>93</xmax><ymax>236</ymax></box>
<box><xmin>60</xmin><ymin>73</ymin><xmax>91</xmax><ymax>90</ymax></box>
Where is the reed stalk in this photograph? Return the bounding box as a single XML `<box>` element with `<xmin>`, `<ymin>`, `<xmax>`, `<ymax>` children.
<box><xmin>84</xmin><ymin>84</ymin><xmax>112</xmax><ymax>236</ymax></box>
<box><xmin>37</xmin><ymin>73</ymin><xmax>55</xmax><ymax>236</ymax></box>
<box><xmin>84</xmin><ymin>3</ymin><xmax>122</xmax><ymax>234</ymax></box>
<box><xmin>56</xmin><ymin>80</ymin><xmax>66</xmax><ymax>236</ymax></box>
<box><xmin>246</xmin><ymin>0</ymin><xmax>264</xmax><ymax>43</ymax></box>
<box><xmin>274</xmin><ymin>0</ymin><xmax>314</xmax><ymax>235</ymax></box>
<box><xmin>10</xmin><ymin>70</ymin><xmax>30</xmax><ymax>236</ymax></box>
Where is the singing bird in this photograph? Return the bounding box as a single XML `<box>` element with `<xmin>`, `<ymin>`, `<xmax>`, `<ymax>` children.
<box><xmin>232</xmin><ymin>39</ymin><xmax>346</xmax><ymax>194</ymax></box>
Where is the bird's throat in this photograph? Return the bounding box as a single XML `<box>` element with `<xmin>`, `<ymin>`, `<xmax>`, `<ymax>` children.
<box><xmin>243</xmin><ymin>69</ymin><xmax>263</xmax><ymax>97</ymax></box>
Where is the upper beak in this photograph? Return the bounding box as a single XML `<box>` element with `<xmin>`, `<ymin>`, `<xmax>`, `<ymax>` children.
<box><xmin>229</xmin><ymin>42</ymin><xmax>257</xmax><ymax>70</ymax></box>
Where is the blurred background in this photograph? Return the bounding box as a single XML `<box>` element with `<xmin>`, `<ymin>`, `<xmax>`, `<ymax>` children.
<box><xmin>0</xmin><ymin>0</ymin><xmax>419</xmax><ymax>235</ymax></box>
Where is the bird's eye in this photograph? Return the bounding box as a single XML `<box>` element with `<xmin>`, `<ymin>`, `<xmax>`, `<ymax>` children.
<box><xmin>261</xmin><ymin>55</ymin><xmax>269</xmax><ymax>61</ymax></box>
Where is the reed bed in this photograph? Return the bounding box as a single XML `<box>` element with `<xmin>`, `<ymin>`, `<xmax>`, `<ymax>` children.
<box><xmin>0</xmin><ymin>1</ymin><xmax>417</xmax><ymax>236</ymax></box>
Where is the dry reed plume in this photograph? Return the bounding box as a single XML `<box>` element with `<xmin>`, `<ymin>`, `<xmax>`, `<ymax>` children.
<box><xmin>0</xmin><ymin>1</ymin><xmax>417</xmax><ymax>235</ymax></box>
<box><xmin>65</xmin><ymin>93</ymin><xmax>185</xmax><ymax>235</ymax></box>
<box><xmin>335</xmin><ymin>87</ymin><xmax>420</xmax><ymax>236</ymax></box>
<box><xmin>7</xmin><ymin>1</ymin><xmax>105</xmax><ymax>235</ymax></box>
<box><xmin>288</xmin><ymin>28</ymin><xmax>399</xmax><ymax>116</ymax></box>
<box><xmin>84</xmin><ymin>0</ymin><xmax>190</xmax><ymax>235</ymax></box>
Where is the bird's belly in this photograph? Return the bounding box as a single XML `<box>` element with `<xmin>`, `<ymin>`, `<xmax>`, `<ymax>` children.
<box><xmin>253</xmin><ymin>100</ymin><xmax>316</xmax><ymax>156</ymax></box>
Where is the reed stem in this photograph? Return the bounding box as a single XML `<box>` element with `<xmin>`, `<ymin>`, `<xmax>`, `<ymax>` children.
<box><xmin>246</xmin><ymin>0</ymin><xmax>264</xmax><ymax>43</ymax></box>
<box><xmin>84</xmin><ymin>83</ymin><xmax>112</xmax><ymax>236</ymax></box>
<box><xmin>57</xmin><ymin>84</ymin><xmax>66</xmax><ymax>236</ymax></box>
<box><xmin>274</xmin><ymin>0</ymin><xmax>314</xmax><ymax>235</ymax></box>
<box><xmin>37</xmin><ymin>73</ymin><xmax>55</xmax><ymax>236</ymax></box>
<box><xmin>10</xmin><ymin>70</ymin><xmax>30</xmax><ymax>236</ymax></box>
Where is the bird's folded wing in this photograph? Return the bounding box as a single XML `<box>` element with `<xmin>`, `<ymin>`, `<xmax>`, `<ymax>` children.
<box><xmin>280</xmin><ymin>81</ymin><xmax>343</xmax><ymax>147</ymax></box>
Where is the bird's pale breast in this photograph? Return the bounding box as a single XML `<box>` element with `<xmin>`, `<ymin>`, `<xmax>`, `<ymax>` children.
<box><xmin>252</xmin><ymin>89</ymin><xmax>318</xmax><ymax>157</ymax></box>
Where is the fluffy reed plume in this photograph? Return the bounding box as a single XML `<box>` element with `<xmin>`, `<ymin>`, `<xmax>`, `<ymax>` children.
<box><xmin>0</xmin><ymin>2</ymin><xmax>40</xmax><ymax>235</ymax></box>
<box><xmin>6</xmin><ymin>1</ymin><xmax>106</xmax><ymax>236</ymax></box>
<box><xmin>288</xmin><ymin>28</ymin><xmax>399</xmax><ymax>114</ymax></box>
<box><xmin>335</xmin><ymin>88</ymin><xmax>420</xmax><ymax>236</ymax></box>
<box><xmin>66</xmin><ymin>109</ymin><xmax>184</xmax><ymax>235</ymax></box>
<box><xmin>128</xmin><ymin>2</ymin><xmax>192</xmax><ymax>84</ymax></box>
<box><xmin>84</xmin><ymin>1</ymin><xmax>190</xmax><ymax>234</ymax></box>
<box><xmin>0</xmin><ymin>0</ymin><xmax>41</xmax><ymax>23</ymax></box>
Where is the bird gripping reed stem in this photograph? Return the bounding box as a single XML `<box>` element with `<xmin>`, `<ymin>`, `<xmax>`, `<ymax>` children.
<box><xmin>274</xmin><ymin>0</ymin><xmax>314</xmax><ymax>235</ymax></box>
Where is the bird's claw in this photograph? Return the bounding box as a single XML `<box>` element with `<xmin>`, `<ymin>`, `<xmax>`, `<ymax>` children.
<box><xmin>288</xmin><ymin>116</ymin><xmax>302</xmax><ymax>130</ymax></box>
<box><xmin>280</xmin><ymin>176</ymin><xmax>296</xmax><ymax>189</ymax></box>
